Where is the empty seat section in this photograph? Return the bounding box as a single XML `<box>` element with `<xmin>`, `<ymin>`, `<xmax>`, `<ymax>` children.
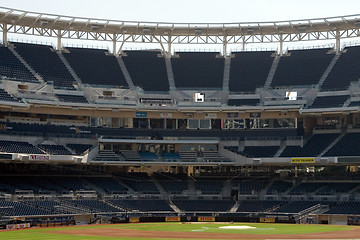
<box><xmin>236</xmin><ymin>200</ymin><xmax>283</xmax><ymax>212</ymax></box>
<box><xmin>229</xmin><ymin>51</ymin><xmax>274</xmax><ymax>93</ymax></box>
<box><xmin>0</xmin><ymin>89</ymin><xmax>18</xmax><ymax>102</ymax></box>
<box><xmin>289</xmin><ymin>182</ymin><xmax>326</xmax><ymax>195</ymax></box>
<box><xmin>348</xmin><ymin>100</ymin><xmax>360</xmax><ymax>107</ymax></box>
<box><xmin>162</xmin><ymin>152</ymin><xmax>181</xmax><ymax>161</ymax></box>
<box><xmin>0</xmin><ymin>45</ymin><xmax>38</xmax><ymax>82</ymax></box>
<box><xmin>267</xmin><ymin>181</ymin><xmax>293</xmax><ymax>194</ymax></box>
<box><xmin>172</xmin><ymin>52</ymin><xmax>224</xmax><ymax>89</ymax></box>
<box><xmin>325</xmin><ymin>202</ymin><xmax>360</xmax><ymax>214</ymax></box>
<box><xmin>67</xmin><ymin>144</ymin><xmax>93</xmax><ymax>155</ymax></box>
<box><xmin>122</xmin><ymin>51</ymin><xmax>169</xmax><ymax>92</ymax></box>
<box><xmin>324</xmin><ymin>132</ymin><xmax>360</xmax><ymax>156</ymax></box>
<box><xmin>227</xmin><ymin>99</ymin><xmax>260</xmax><ymax>106</ymax></box>
<box><xmin>202</xmin><ymin>151</ymin><xmax>229</xmax><ymax>162</ymax></box>
<box><xmin>0</xmin><ymin>140</ymin><xmax>44</xmax><ymax>154</ymax></box>
<box><xmin>280</xmin><ymin>133</ymin><xmax>339</xmax><ymax>157</ymax></box>
<box><xmin>196</xmin><ymin>180</ymin><xmax>223</xmax><ymax>194</ymax></box>
<box><xmin>122</xmin><ymin>179</ymin><xmax>159</xmax><ymax>194</ymax></box>
<box><xmin>234</xmin><ymin>182</ymin><xmax>264</xmax><ymax>194</ymax></box>
<box><xmin>322</xmin><ymin>46</ymin><xmax>360</xmax><ymax>90</ymax></box>
<box><xmin>275</xmin><ymin>201</ymin><xmax>320</xmax><ymax>213</ymax></box>
<box><xmin>56</xmin><ymin>94</ymin><xmax>88</xmax><ymax>103</ymax></box>
<box><xmin>271</xmin><ymin>48</ymin><xmax>334</xmax><ymax>87</ymax></box>
<box><xmin>38</xmin><ymin>144</ymin><xmax>72</xmax><ymax>155</ymax></box>
<box><xmin>12</xmin><ymin>42</ymin><xmax>75</xmax><ymax>89</ymax></box>
<box><xmin>240</xmin><ymin>146</ymin><xmax>279</xmax><ymax>158</ymax></box>
<box><xmin>84</xmin><ymin>177</ymin><xmax>128</xmax><ymax>194</ymax></box>
<box><xmin>308</xmin><ymin>95</ymin><xmax>349</xmax><ymax>108</ymax></box>
<box><xmin>63</xmin><ymin>47</ymin><xmax>128</xmax><ymax>87</ymax></box>
<box><xmin>161</xmin><ymin>180</ymin><xmax>188</xmax><ymax>194</ymax></box>
<box><xmin>316</xmin><ymin>183</ymin><xmax>358</xmax><ymax>195</ymax></box>
<box><xmin>64</xmin><ymin>199</ymin><xmax>121</xmax><ymax>213</ymax></box>
<box><xmin>173</xmin><ymin>200</ymin><xmax>234</xmax><ymax>211</ymax></box>
<box><xmin>109</xmin><ymin>199</ymin><xmax>173</xmax><ymax>211</ymax></box>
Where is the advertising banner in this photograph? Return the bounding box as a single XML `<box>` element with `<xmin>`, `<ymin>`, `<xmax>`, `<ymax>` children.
<box><xmin>291</xmin><ymin>158</ymin><xmax>315</xmax><ymax>163</ymax></box>
<box><xmin>260</xmin><ymin>217</ymin><xmax>275</xmax><ymax>223</ymax></box>
<box><xmin>29</xmin><ymin>155</ymin><xmax>50</xmax><ymax>161</ymax></box>
<box><xmin>198</xmin><ymin>216</ymin><xmax>215</xmax><ymax>222</ymax></box>
<box><xmin>6</xmin><ymin>223</ymin><xmax>30</xmax><ymax>230</ymax></box>
<box><xmin>165</xmin><ymin>217</ymin><xmax>181</xmax><ymax>222</ymax></box>
<box><xmin>129</xmin><ymin>217</ymin><xmax>140</xmax><ymax>223</ymax></box>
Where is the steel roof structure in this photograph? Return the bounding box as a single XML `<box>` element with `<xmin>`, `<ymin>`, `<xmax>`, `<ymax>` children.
<box><xmin>0</xmin><ymin>6</ymin><xmax>360</xmax><ymax>55</ymax></box>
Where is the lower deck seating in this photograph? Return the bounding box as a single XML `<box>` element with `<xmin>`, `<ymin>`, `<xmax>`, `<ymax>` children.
<box><xmin>324</xmin><ymin>202</ymin><xmax>360</xmax><ymax>214</ymax></box>
<box><xmin>109</xmin><ymin>199</ymin><xmax>173</xmax><ymax>211</ymax></box>
<box><xmin>0</xmin><ymin>140</ymin><xmax>44</xmax><ymax>154</ymax></box>
<box><xmin>280</xmin><ymin>133</ymin><xmax>340</xmax><ymax>157</ymax></box>
<box><xmin>173</xmin><ymin>200</ymin><xmax>234</xmax><ymax>212</ymax></box>
<box><xmin>324</xmin><ymin>132</ymin><xmax>360</xmax><ymax>156</ymax></box>
<box><xmin>67</xmin><ymin>144</ymin><xmax>93</xmax><ymax>155</ymax></box>
<box><xmin>38</xmin><ymin>144</ymin><xmax>73</xmax><ymax>155</ymax></box>
<box><xmin>275</xmin><ymin>201</ymin><xmax>320</xmax><ymax>213</ymax></box>
<box><xmin>236</xmin><ymin>200</ymin><xmax>284</xmax><ymax>212</ymax></box>
<box><xmin>196</xmin><ymin>181</ymin><xmax>223</xmax><ymax>194</ymax></box>
<box><xmin>0</xmin><ymin>89</ymin><xmax>19</xmax><ymax>102</ymax></box>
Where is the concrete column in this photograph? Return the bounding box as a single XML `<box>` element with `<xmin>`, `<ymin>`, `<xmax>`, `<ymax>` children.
<box><xmin>335</xmin><ymin>30</ymin><xmax>341</xmax><ymax>54</ymax></box>
<box><xmin>279</xmin><ymin>34</ymin><xmax>283</xmax><ymax>56</ymax></box>
<box><xmin>113</xmin><ymin>34</ymin><xmax>117</xmax><ymax>56</ymax></box>
<box><xmin>57</xmin><ymin>29</ymin><xmax>61</xmax><ymax>51</ymax></box>
<box><xmin>3</xmin><ymin>23</ymin><xmax>8</xmax><ymax>46</ymax></box>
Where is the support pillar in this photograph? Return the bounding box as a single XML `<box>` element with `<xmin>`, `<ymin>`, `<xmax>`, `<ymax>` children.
<box><xmin>3</xmin><ymin>23</ymin><xmax>8</xmax><ymax>46</ymax></box>
<box><xmin>167</xmin><ymin>38</ymin><xmax>172</xmax><ymax>58</ymax></box>
<box><xmin>113</xmin><ymin>34</ymin><xmax>117</xmax><ymax>56</ymax></box>
<box><xmin>223</xmin><ymin>36</ymin><xmax>228</xmax><ymax>57</ymax></box>
<box><xmin>335</xmin><ymin>30</ymin><xmax>341</xmax><ymax>54</ymax></box>
<box><xmin>57</xmin><ymin>29</ymin><xmax>61</xmax><ymax>51</ymax></box>
<box><xmin>279</xmin><ymin>34</ymin><xmax>283</xmax><ymax>56</ymax></box>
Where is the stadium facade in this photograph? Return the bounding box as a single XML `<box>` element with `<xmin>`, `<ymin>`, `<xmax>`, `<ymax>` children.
<box><xmin>0</xmin><ymin>7</ymin><xmax>360</xmax><ymax>227</ymax></box>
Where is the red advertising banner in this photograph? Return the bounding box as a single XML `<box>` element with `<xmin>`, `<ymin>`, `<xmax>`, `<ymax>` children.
<box><xmin>165</xmin><ymin>216</ymin><xmax>181</xmax><ymax>222</ymax></box>
<box><xmin>198</xmin><ymin>216</ymin><xmax>215</xmax><ymax>222</ymax></box>
<box><xmin>6</xmin><ymin>223</ymin><xmax>30</xmax><ymax>230</ymax></box>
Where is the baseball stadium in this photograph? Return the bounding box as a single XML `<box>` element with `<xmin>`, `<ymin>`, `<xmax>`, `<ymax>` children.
<box><xmin>1</xmin><ymin>4</ymin><xmax>360</xmax><ymax>240</ymax></box>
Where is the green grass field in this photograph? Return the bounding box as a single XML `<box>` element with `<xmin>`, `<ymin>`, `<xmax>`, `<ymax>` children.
<box><xmin>0</xmin><ymin>222</ymin><xmax>357</xmax><ymax>240</ymax></box>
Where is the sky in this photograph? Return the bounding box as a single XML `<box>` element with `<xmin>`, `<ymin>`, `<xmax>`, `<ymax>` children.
<box><xmin>0</xmin><ymin>0</ymin><xmax>360</xmax><ymax>51</ymax></box>
<box><xmin>0</xmin><ymin>0</ymin><xmax>359</xmax><ymax>23</ymax></box>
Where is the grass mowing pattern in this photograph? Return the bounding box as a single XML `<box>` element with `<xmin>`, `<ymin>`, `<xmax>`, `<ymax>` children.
<box><xmin>0</xmin><ymin>222</ymin><xmax>356</xmax><ymax>240</ymax></box>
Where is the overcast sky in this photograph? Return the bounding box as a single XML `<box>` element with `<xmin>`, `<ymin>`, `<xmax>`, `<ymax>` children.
<box><xmin>1</xmin><ymin>0</ymin><xmax>359</xmax><ymax>23</ymax></box>
<box><xmin>1</xmin><ymin>0</ymin><xmax>359</xmax><ymax>51</ymax></box>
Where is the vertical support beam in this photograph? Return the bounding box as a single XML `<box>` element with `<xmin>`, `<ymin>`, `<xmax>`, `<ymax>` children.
<box><xmin>279</xmin><ymin>34</ymin><xmax>283</xmax><ymax>56</ymax></box>
<box><xmin>112</xmin><ymin>33</ymin><xmax>117</xmax><ymax>56</ymax></box>
<box><xmin>167</xmin><ymin>36</ymin><xmax>172</xmax><ymax>58</ymax></box>
<box><xmin>223</xmin><ymin>36</ymin><xmax>228</xmax><ymax>57</ymax></box>
<box><xmin>335</xmin><ymin>30</ymin><xmax>341</xmax><ymax>54</ymax></box>
<box><xmin>57</xmin><ymin>29</ymin><xmax>61</xmax><ymax>51</ymax></box>
<box><xmin>3</xmin><ymin>23</ymin><xmax>8</xmax><ymax>46</ymax></box>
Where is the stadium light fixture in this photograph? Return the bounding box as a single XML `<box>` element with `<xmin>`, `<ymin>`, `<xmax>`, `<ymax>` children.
<box><xmin>195</xmin><ymin>29</ymin><xmax>202</xmax><ymax>35</ymax></box>
<box><xmin>91</xmin><ymin>24</ymin><xmax>99</xmax><ymax>31</ymax></box>
<box><xmin>247</xmin><ymin>28</ymin><xmax>254</xmax><ymax>34</ymax></box>
<box><xmin>143</xmin><ymin>28</ymin><xmax>151</xmax><ymax>34</ymax></box>
<box><xmin>40</xmin><ymin>20</ymin><xmax>49</xmax><ymax>26</ymax></box>
<box><xmin>298</xmin><ymin>26</ymin><xmax>307</xmax><ymax>32</ymax></box>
